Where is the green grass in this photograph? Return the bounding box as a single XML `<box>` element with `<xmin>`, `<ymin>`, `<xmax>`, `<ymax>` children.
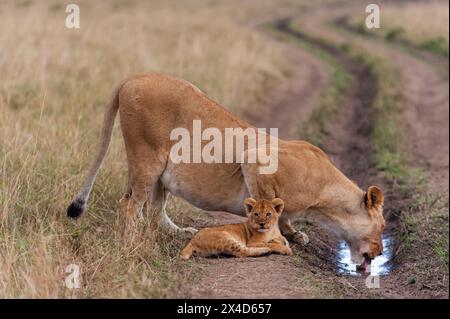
<box><xmin>419</xmin><ymin>37</ymin><xmax>449</xmax><ymax>56</ymax></box>
<box><xmin>353</xmin><ymin>53</ymin><xmax>424</xmax><ymax>188</ymax></box>
<box><xmin>297</xmin><ymin>42</ymin><xmax>350</xmax><ymax>146</ymax></box>
<box><xmin>435</xmin><ymin>233</ymin><xmax>449</xmax><ymax>269</ymax></box>
<box><xmin>398</xmin><ymin>194</ymin><xmax>449</xmax><ymax>282</ymax></box>
<box><xmin>385</xmin><ymin>27</ymin><xmax>405</xmax><ymax>42</ymax></box>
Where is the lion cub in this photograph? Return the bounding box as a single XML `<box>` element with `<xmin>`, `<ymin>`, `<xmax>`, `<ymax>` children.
<box><xmin>180</xmin><ymin>198</ymin><xmax>292</xmax><ymax>259</ymax></box>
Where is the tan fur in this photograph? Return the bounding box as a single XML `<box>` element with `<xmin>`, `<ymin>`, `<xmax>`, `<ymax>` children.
<box><xmin>68</xmin><ymin>73</ymin><xmax>385</xmax><ymax>263</ymax></box>
<box><xmin>180</xmin><ymin>198</ymin><xmax>292</xmax><ymax>259</ymax></box>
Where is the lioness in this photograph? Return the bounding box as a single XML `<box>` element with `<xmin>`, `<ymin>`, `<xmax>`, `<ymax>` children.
<box><xmin>180</xmin><ymin>198</ymin><xmax>292</xmax><ymax>260</ymax></box>
<box><xmin>67</xmin><ymin>73</ymin><xmax>385</xmax><ymax>270</ymax></box>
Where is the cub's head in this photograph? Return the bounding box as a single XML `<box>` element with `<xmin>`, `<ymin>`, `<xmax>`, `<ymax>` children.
<box><xmin>342</xmin><ymin>186</ymin><xmax>386</xmax><ymax>269</ymax></box>
<box><xmin>243</xmin><ymin>198</ymin><xmax>284</xmax><ymax>233</ymax></box>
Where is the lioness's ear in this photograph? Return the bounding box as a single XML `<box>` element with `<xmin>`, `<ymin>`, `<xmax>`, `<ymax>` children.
<box><xmin>271</xmin><ymin>198</ymin><xmax>284</xmax><ymax>215</ymax></box>
<box><xmin>244</xmin><ymin>198</ymin><xmax>256</xmax><ymax>215</ymax></box>
<box><xmin>364</xmin><ymin>186</ymin><xmax>384</xmax><ymax>209</ymax></box>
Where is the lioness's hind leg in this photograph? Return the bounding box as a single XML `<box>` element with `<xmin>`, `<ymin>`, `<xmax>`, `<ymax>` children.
<box><xmin>123</xmin><ymin>143</ymin><xmax>166</xmax><ymax>220</ymax></box>
<box><xmin>151</xmin><ymin>182</ymin><xmax>198</xmax><ymax>235</ymax></box>
<box><xmin>119</xmin><ymin>192</ymin><xmax>132</xmax><ymax>217</ymax></box>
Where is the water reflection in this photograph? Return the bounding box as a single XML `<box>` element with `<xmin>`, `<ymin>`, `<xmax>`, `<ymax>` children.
<box><xmin>337</xmin><ymin>234</ymin><xmax>394</xmax><ymax>276</ymax></box>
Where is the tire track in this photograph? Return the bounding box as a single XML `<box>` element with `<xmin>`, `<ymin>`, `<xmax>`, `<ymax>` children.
<box><xmin>274</xmin><ymin>18</ymin><xmax>380</xmax><ymax>188</ymax></box>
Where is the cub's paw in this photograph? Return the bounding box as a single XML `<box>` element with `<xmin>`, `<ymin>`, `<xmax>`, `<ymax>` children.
<box><xmin>282</xmin><ymin>246</ymin><xmax>293</xmax><ymax>256</ymax></box>
<box><xmin>288</xmin><ymin>231</ymin><xmax>309</xmax><ymax>245</ymax></box>
<box><xmin>273</xmin><ymin>246</ymin><xmax>293</xmax><ymax>256</ymax></box>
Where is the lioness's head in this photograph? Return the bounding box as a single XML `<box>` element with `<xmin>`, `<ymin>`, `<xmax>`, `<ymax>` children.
<box><xmin>244</xmin><ymin>198</ymin><xmax>284</xmax><ymax>233</ymax></box>
<box><xmin>341</xmin><ymin>186</ymin><xmax>385</xmax><ymax>269</ymax></box>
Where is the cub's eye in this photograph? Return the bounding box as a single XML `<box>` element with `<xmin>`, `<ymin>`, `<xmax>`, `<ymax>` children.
<box><xmin>266</xmin><ymin>213</ymin><xmax>272</xmax><ymax>218</ymax></box>
<box><xmin>254</xmin><ymin>213</ymin><xmax>259</xmax><ymax>217</ymax></box>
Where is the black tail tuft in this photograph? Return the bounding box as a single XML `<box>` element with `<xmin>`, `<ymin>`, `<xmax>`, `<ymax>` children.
<box><xmin>67</xmin><ymin>198</ymin><xmax>86</xmax><ymax>218</ymax></box>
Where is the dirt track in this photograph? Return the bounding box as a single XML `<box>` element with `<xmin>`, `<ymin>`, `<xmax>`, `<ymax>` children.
<box><xmin>183</xmin><ymin>0</ymin><xmax>448</xmax><ymax>299</ymax></box>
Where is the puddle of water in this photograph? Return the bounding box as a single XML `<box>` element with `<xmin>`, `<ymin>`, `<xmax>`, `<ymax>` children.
<box><xmin>337</xmin><ymin>234</ymin><xmax>394</xmax><ymax>276</ymax></box>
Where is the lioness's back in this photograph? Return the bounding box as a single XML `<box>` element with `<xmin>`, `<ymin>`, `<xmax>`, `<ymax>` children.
<box><xmin>119</xmin><ymin>73</ymin><xmax>248</xmax><ymax>129</ymax></box>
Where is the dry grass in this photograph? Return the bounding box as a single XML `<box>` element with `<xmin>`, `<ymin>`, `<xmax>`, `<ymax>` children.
<box><xmin>350</xmin><ymin>1</ymin><xmax>449</xmax><ymax>55</ymax></box>
<box><xmin>0</xmin><ymin>0</ymin><xmax>289</xmax><ymax>298</ymax></box>
<box><xmin>381</xmin><ymin>1</ymin><xmax>449</xmax><ymax>43</ymax></box>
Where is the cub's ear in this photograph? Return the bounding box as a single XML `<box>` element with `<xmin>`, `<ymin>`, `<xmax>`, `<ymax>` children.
<box><xmin>271</xmin><ymin>198</ymin><xmax>285</xmax><ymax>215</ymax></box>
<box><xmin>364</xmin><ymin>186</ymin><xmax>384</xmax><ymax>209</ymax></box>
<box><xmin>244</xmin><ymin>198</ymin><xmax>257</xmax><ymax>215</ymax></box>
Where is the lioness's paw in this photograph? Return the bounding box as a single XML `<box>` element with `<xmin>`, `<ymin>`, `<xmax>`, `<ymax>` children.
<box><xmin>290</xmin><ymin>231</ymin><xmax>309</xmax><ymax>245</ymax></box>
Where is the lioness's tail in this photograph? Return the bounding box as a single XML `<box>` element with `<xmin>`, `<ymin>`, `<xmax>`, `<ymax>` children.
<box><xmin>180</xmin><ymin>242</ymin><xmax>194</xmax><ymax>260</ymax></box>
<box><xmin>67</xmin><ymin>84</ymin><xmax>122</xmax><ymax>218</ymax></box>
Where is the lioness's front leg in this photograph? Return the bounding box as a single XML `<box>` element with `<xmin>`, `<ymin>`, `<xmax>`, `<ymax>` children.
<box><xmin>279</xmin><ymin>217</ymin><xmax>309</xmax><ymax>245</ymax></box>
